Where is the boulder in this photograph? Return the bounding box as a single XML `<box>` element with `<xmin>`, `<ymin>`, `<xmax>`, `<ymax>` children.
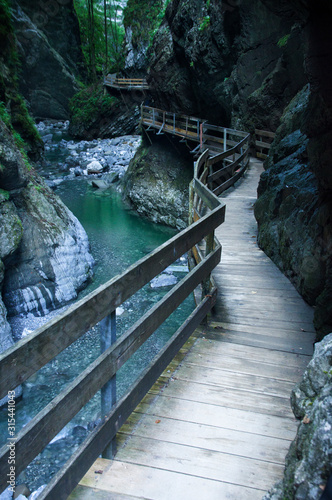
<box><xmin>0</xmin><ymin>117</ymin><xmax>94</xmax><ymax>320</ymax></box>
<box><xmin>87</xmin><ymin>160</ymin><xmax>103</xmax><ymax>174</ymax></box>
<box><xmin>123</xmin><ymin>136</ymin><xmax>193</xmax><ymax>230</ymax></box>
<box><xmin>263</xmin><ymin>334</ymin><xmax>332</xmax><ymax>500</ymax></box>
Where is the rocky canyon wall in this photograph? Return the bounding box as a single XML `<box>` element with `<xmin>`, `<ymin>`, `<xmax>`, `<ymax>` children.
<box><xmin>11</xmin><ymin>0</ymin><xmax>83</xmax><ymax>120</ymax></box>
<box><xmin>0</xmin><ymin>1</ymin><xmax>94</xmax><ymax>379</ymax></box>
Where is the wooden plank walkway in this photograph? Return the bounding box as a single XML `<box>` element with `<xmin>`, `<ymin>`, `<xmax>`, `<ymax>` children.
<box><xmin>70</xmin><ymin>159</ymin><xmax>315</xmax><ymax>500</ymax></box>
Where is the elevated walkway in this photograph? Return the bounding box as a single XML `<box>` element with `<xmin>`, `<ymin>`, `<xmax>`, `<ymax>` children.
<box><xmin>70</xmin><ymin>159</ymin><xmax>315</xmax><ymax>499</ymax></box>
<box><xmin>104</xmin><ymin>74</ymin><xmax>149</xmax><ymax>91</ymax></box>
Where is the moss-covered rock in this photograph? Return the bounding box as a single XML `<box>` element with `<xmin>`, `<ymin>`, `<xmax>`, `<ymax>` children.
<box><xmin>69</xmin><ymin>84</ymin><xmax>140</xmax><ymax>140</ymax></box>
<box><xmin>123</xmin><ymin>136</ymin><xmax>193</xmax><ymax>230</ymax></box>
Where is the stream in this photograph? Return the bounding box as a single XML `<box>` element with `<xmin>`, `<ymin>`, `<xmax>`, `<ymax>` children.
<box><xmin>0</xmin><ymin>121</ymin><xmax>195</xmax><ymax>496</ymax></box>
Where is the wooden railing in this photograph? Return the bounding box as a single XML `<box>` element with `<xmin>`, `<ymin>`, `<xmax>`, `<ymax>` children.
<box><xmin>104</xmin><ymin>74</ymin><xmax>149</xmax><ymax>90</ymax></box>
<box><xmin>0</xmin><ymin>131</ymin><xmax>232</xmax><ymax>497</ymax></box>
<box><xmin>141</xmin><ymin>105</ymin><xmax>251</xmax><ymax>196</ymax></box>
<box><xmin>255</xmin><ymin>128</ymin><xmax>275</xmax><ymax>159</ymax></box>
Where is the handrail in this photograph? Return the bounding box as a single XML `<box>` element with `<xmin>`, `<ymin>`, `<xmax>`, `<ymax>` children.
<box><xmin>255</xmin><ymin>128</ymin><xmax>275</xmax><ymax>159</ymax></box>
<box><xmin>0</xmin><ymin>105</ymin><xmax>250</xmax><ymax>499</ymax></box>
<box><xmin>141</xmin><ymin>105</ymin><xmax>251</xmax><ymax>196</ymax></box>
<box><xmin>104</xmin><ymin>74</ymin><xmax>149</xmax><ymax>90</ymax></box>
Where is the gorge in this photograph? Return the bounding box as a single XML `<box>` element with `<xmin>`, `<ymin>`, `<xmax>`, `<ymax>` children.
<box><xmin>0</xmin><ymin>0</ymin><xmax>331</xmax><ymax>498</ymax></box>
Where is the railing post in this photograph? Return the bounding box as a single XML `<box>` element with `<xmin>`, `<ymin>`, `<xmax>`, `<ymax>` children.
<box><xmin>202</xmin><ymin>231</ymin><xmax>214</xmax><ymax>301</ymax></box>
<box><xmin>224</xmin><ymin>128</ymin><xmax>227</xmax><ymax>152</ymax></box>
<box><xmin>100</xmin><ymin>310</ymin><xmax>117</xmax><ymax>458</ymax></box>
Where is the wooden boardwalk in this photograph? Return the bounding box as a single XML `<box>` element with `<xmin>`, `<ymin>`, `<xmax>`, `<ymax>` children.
<box><xmin>70</xmin><ymin>159</ymin><xmax>315</xmax><ymax>500</ymax></box>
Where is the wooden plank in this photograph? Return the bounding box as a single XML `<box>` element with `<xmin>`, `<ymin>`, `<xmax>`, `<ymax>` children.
<box><xmin>74</xmin><ymin>458</ymin><xmax>265</xmax><ymax>500</ymax></box>
<box><xmin>118</xmin><ymin>413</ymin><xmax>292</xmax><ymax>464</ymax></box>
<box><xmin>213</xmin><ymin>161</ymin><xmax>248</xmax><ymax>196</ymax></box>
<box><xmin>173</xmin><ymin>363</ymin><xmax>296</xmax><ymax>398</ymax></box>
<box><xmin>255</xmin><ymin>139</ymin><xmax>273</xmax><ymax>149</ymax></box>
<box><xmin>149</xmin><ymin>377</ymin><xmax>294</xmax><ymax>418</ymax></box>
<box><xmin>184</xmin><ymin>350</ymin><xmax>307</xmax><ymax>382</ymax></box>
<box><xmin>255</xmin><ymin>129</ymin><xmax>276</xmax><ymax>138</ymax></box>
<box><xmin>37</xmin><ymin>293</ymin><xmax>217</xmax><ymax>500</ymax></box>
<box><xmin>212</xmin><ymin>309</ymin><xmax>315</xmax><ymax>331</ymax></box>
<box><xmin>190</xmin><ymin>338</ymin><xmax>311</xmax><ymax>369</ymax></box>
<box><xmin>200</xmin><ymin>326</ymin><xmax>314</xmax><ymax>355</ymax></box>
<box><xmin>0</xmin><ymin>248</ymin><xmax>221</xmax><ymax>490</ymax></box>
<box><xmin>69</xmin><ymin>484</ymin><xmax>138</xmax><ymax>500</ymax></box>
<box><xmin>115</xmin><ymin>435</ymin><xmax>284</xmax><ymax>490</ymax></box>
<box><xmin>193</xmin><ymin>178</ymin><xmax>220</xmax><ymax>210</ymax></box>
<box><xmin>134</xmin><ymin>394</ymin><xmax>298</xmax><ymax>440</ymax></box>
<box><xmin>0</xmin><ymin>202</ymin><xmax>225</xmax><ymax>399</ymax></box>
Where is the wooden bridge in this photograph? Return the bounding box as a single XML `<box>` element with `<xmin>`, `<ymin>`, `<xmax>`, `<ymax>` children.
<box><xmin>104</xmin><ymin>74</ymin><xmax>149</xmax><ymax>91</ymax></box>
<box><xmin>0</xmin><ymin>106</ymin><xmax>315</xmax><ymax>499</ymax></box>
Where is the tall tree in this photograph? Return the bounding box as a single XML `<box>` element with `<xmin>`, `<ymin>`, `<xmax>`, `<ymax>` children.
<box><xmin>87</xmin><ymin>0</ymin><xmax>96</xmax><ymax>81</ymax></box>
<box><xmin>104</xmin><ymin>0</ymin><xmax>108</xmax><ymax>73</ymax></box>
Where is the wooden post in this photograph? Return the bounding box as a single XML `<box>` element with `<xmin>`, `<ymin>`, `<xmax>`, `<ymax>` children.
<box><xmin>202</xmin><ymin>231</ymin><xmax>214</xmax><ymax>300</ymax></box>
<box><xmin>100</xmin><ymin>310</ymin><xmax>117</xmax><ymax>458</ymax></box>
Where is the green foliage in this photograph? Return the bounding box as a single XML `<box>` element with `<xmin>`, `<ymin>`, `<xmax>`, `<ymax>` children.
<box><xmin>0</xmin><ymin>100</ymin><xmax>36</xmax><ymax>170</ymax></box>
<box><xmin>0</xmin><ymin>100</ymin><xmax>10</xmax><ymax>127</ymax></box>
<box><xmin>199</xmin><ymin>15</ymin><xmax>210</xmax><ymax>31</ymax></box>
<box><xmin>124</xmin><ymin>0</ymin><xmax>163</xmax><ymax>47</ymax></box>
<box><xmin>69</xmin><ymin>84</ymin><xmax>119</xmax><ymax>127</ymax></box>
<box><xmin>74</xmin><ymin>0</ymin><xmax>126</xmax><ymax>78</ymax></box>
<box><xmin>277</xmin><ymin>34</ymin><xmax>291</xmax><ymax>48</ymax></box>
<box><xmin>0</xmin><ymin>188</ymin><xmax>9</xmax><ymax>200</ymax></box>
<box><xmin>0</xmin><ymin>0</ymin><xmax>13</xmax><ymax>47</ymax></box>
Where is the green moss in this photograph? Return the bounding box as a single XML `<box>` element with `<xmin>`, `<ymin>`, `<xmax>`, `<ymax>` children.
<box><xmin>124</xmin><ymin>0</ymin><xmax>164</xmax><ymax>47</ymax></box>
<box><xmin>199</xmin><ymin>15</ymin><xmax>210</xmax><ymax>31</ymax></box>
<box><xmin>0</xmin><ymin>188</ymin><xmax>9</xmax><ymax>200</ymax></box>
<box><xmin>0</xmin><ymin>1</ymin><xmax>42</xmax><ymax>157</ymax></box>
<box><xmin>277</xmin><ymin>34</ymin><xmax>291</xmax><ymax>48</ymax></box>
<box><xmin>69</xmin><ymin>84</ymin><xmax>119</xmax><ymax>128</ymax></box>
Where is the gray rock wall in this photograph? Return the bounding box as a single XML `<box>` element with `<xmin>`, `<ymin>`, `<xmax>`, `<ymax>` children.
<box><xmin>0</xmin><ymin>117</ymin><xmax>94</xmax><ymax>342</ymax></box>
<box><xmin>123</xmin><ymin>136</ymin><xmax>193</xmax><ymax>230</ymax></box>
<box><xmin>263</xmin><ymin>333</ymin><xmax>332</xmax><ymax>500</ymax></box>
<box><xmin>147</xmin><ymin>0</ymin><xmax>306</xmax><ymax>131</ymax></box>
<box><xmin>11</xmin><ymin>0</ymin><xmax>83</xmax><ymax>120</ymax></box>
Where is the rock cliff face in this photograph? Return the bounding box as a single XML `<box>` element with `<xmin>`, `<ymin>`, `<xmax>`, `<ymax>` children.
<box><xmin>254</xmin><ymin>1</ymin><xmax>332</xmax><ymax>337</ymax></box>
<box><xmin>11</xmin><ymin>0</ymin><xmax>83</xmax><ymax>120</ymax></box>
<box><xmin>0</xmin><ymin>116</ymin><xmax>94</xmax><ymax>350</ymax></box>
<box><xmin>123</xmin><ymin>136</ymin><xmax>193</xmax><ymax>230</ymax></box>
<box><xmin>263</xmin><ymin>333</ymin><xmax>332</xmax><ymax>500</ymax></box>
<box><xmin>147</xmin><ymin>0</ymin><xmax>306</xmax><ymax>131</ymax></box>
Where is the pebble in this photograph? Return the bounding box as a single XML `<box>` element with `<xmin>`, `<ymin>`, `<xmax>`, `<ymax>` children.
<box><xmin>35</xmin><ymin>121</ymin><xmax>141</xmax><ymax>186</ymax></box>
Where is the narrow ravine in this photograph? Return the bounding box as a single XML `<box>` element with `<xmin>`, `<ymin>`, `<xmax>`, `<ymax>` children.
<box><xmin>0</xmin><ymin>122</ymin><xmax>195</xmax><ymax>494</ymax></box>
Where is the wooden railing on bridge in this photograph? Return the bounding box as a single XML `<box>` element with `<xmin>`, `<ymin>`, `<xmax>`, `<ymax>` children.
<box><xmin>141</xmin><ymin>105</ymin><xmax>251</xmax><ymax>196</ymax></box>
<box><xmin>0</xmin><ymin>106</ymin><xmax>252</xmax><ymax>499</ymax></box>
<box><xmin>104</xmin><ymin>74</ymin><xmax>149</xmax><ymax>90</ymax></box>
<box><xmin>255</xmin><ymin>128</ymin><xmax>275</xmax><ymax>159</ymax></box>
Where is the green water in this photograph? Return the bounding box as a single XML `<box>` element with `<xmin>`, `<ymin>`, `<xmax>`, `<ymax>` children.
<box><xmin>0</xmin><ymin>170</ymin><xmax>195</xmax><ymax>491</ymax></box>
<box><xmin>57</xmin><ymin>178</ymin><xmax>176</xmax><ymax>289</ymax></box>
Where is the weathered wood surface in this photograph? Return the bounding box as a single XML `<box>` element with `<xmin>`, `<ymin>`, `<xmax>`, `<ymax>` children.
<box><xmin>71</xmin><ymin>159</ymin><xmax>315</xmax><ymax>499</ymax></box>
